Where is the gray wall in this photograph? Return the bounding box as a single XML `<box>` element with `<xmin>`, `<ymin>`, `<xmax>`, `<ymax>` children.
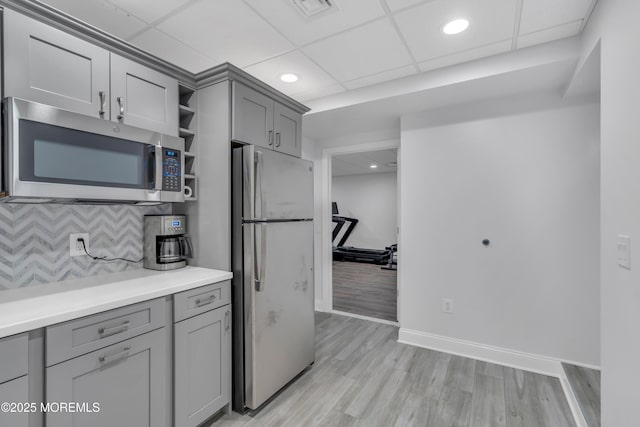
<box><xmin>400</xmin><ymin>102</ymin><xmax>600</xmax><ymax>366</ymax></box>
<box><xmin>332</xmin><ymin>172</ymin><xmax>397</xmax><ymax>250</ymax></box>
<box><xmin>582</xmin><ymin>0</ymin><xmax>640</xmax><ymax>423</ymax></box>
<box><xmin>0</xmin><ymin>203</ymin><xmax>169</xmax><ymax>289</ymax></box>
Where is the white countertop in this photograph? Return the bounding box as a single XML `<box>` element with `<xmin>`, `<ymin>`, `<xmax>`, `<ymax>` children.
<box><xmin>0</xmin><ymin>266</ymin><xmax>233</xmax><ymax>339</ymax></box>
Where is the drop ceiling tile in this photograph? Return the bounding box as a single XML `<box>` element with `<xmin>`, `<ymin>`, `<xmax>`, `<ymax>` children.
<box><xmin>418</xmin><ymin>40</ymin><xmax>512</xmax><ymax>72</ymax></box>
<box><xmin>40</xmin><ymin>0</ymin><xmax>147</xmax><ymax>39</ymax></box>
<box><xmin>245</xmin><ymin>0</ymin><xmax>386</xmax><ymax>46</ymax></box>
<box><xmin>518</xmin><ymin>21</ymin><xmax>583</xmax><ymax>49</ymax></box>
<box><xmin>303</xmin><ymin>19</ymin><xmax>413</xmax><ymax>82</ymax></box>
<box><xmin>384</xmin><ymin>0</ymin><xmax>430</xmax><ymax>12</ymax></box>
<box><xmin>343</xmin><ymin>65</ymin><xmax>417</xmax><ymax>90</ymax></box>
<box><xmin>243</xmin><ymin>51</ymin><xmax>338</xmax><ymax>98</ymax></box>
<box><xmin>394</xmin><ymin>0</ymin><xmax>516</xmax><ymax>62</ymax></box>
<box><xmin>295</xmin><ymin>83</ymin><xmax>346</xmax><ymax>103</ymax></box>
<box><xmin>520</xmin><ymin>0</ymin><xmax>593</xmax><ymax>34</ymax></box>
<box><xmin>108</xmin><ymin>0</ymin><xmax>190</xmax><ymax>24</ymax></box>
<box><xmin>157</xmin><ymin>0</ymin><xmax>294</xmax><ymax>67</ymax></box>
<box><xmin>130</xmin><ymin>28</ymin><xmax>216</xmax><ymax>74</ymax></box>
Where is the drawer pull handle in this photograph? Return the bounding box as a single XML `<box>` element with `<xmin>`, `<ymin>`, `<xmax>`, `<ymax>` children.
<box><xmin>99</xmin><ymin>346</ymin><xmax>131</xmax><ymax>364</ymax></box>
<box><xmin>195</xmin><ymin>295</ymin><xmax>216</xmax><ymax>307</ymax></box>
<box><xmin>98</xmin><ymin>320</ymin><xmax>131</xmax><ymax>338</ymax></box>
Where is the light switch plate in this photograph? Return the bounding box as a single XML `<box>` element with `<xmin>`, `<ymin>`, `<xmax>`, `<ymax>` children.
<box><xmin>617</xmin><ymin>235</ymin><xmax>631</xmax><ymax>269</ymax></box>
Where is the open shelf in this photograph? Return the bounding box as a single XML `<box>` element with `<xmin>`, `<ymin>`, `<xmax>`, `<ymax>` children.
<box><xmin>179</xmin><ymin>83</ymin><xmax>197</xmax><ymax>200</ymax></box>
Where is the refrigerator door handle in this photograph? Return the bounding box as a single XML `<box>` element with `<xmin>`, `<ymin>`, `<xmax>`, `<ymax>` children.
<box><xmin>254</xmin><ymin>150</ymin><xmax>266</xmax><ymax>220</ymax></box>
<box><xmin>254</xmin><ymin>222</ymin><xmax>267</xmax><ymax>292</ymax></box>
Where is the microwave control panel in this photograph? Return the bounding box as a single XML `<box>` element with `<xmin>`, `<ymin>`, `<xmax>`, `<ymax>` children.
<box><xmin>162</xmin><ymin>149</ymin><xmax>182</xmax><ymax>192</ymax></box>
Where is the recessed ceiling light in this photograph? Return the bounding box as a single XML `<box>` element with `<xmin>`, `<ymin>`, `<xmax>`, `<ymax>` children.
<box><xmin>443</xmin><ymin>19</ymin><xmax>469</xmax><ymax>35</ymax></box>
<box><xmin>370</xmin><ymin>164</ymin><xmax>378</xmax><ymax>169</ymax></box>
<box><xmin>280</xmin><ymin>73</ymin><xmax>299</xmax><ymax>83</ymax></box>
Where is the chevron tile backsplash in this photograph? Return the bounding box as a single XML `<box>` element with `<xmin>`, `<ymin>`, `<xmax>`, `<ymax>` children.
<box><xmin>0</xmin><ymin>203</ymin><xmax>170</xmax><ymax>290</ymax></box>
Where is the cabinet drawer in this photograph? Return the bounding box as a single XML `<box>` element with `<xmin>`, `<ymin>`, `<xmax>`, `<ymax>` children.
<box><xmin>174</xmin><ymin>281</ymin><xmax>230</xmax><ymax>323</ymax></box>
<box><xmin>0</xmin><ymin>333</ymin><xmax>28</xmax><ymax>384</ymax></box>
<box><xmin>46</xmin><ymin>298</ymin><xmax>166</xmax><ymax>366</ymax></box>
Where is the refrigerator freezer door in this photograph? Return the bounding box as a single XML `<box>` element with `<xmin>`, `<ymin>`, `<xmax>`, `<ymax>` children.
<box><xmin>243</xmin><ymin>145</ymin><xmax>313</xmax><ymax>220</ymax></box>
<box><xmin>244</xmin><ymin>220</ymin><xmax>314</xmax><ymax>410</ymax></box>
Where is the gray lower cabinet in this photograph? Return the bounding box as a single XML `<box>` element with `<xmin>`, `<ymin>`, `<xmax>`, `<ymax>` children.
<box><xmin>0</xmin><ymin>376</ymin><xmax>29</xmax><ymax>427</ymax></box>
<box><xmin>45</xmin><ymin>328</ymin><xmax>167</xmax><ymax>427</ymax></box>
<box><xmin>232</xmin><ymin>82</ymin><xmax>302</xmax><ymax>157</ymax></box>
<box><xmin>3</xmin><ymin>8</ymin><xmax>110</xmax><ymax>118</ymax></box>
<box><xmin>174</xmin><ymin>305</ymin><xmax>231</xmax><ymax>427</ymax></box>
<box><xmin>110</xmin><ymin>54</ymin><xmax>179</xmax><ymax>136</ymax></box>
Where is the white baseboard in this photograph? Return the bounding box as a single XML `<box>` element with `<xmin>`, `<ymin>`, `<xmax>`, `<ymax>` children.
<box><xmin>398</xmin><ymin>328</ymin><xmax>565</xmax><ymax>378</ymax></box>
<box><xmin>559</xmin><ymin>377</ymin><xmax>588</xmax><ymax>427</ymax></box>
<box><xmin>329</xmin><ymin>310</ymin><xmax>398</xmax><ymax>326</ymax></box>
<box><xmin>314</xmin><ymin>299</ymin><xmax>324</xmax><ymax>312</ymax></box>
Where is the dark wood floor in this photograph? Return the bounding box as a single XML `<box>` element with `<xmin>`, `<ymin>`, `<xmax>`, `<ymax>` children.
<box><xmin>562</xmin><ymin>362</ymin><xmax>600</xmax><ymax>426</ymax></box>
<box><xmin>332</xmin><ymin>261</ymin><xmax>397</xmax><ymax>322</ymax></box>
<box><xmin>213</xmin><ymin>312</ymin><xmax>576</xmax><ymax>427</ymax></box>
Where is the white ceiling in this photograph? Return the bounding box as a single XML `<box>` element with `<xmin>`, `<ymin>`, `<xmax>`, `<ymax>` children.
<box><xmin>332</xmin><ymin>149</ymin><xmax>398</xmax><ymax>177</ymax></box>
<box><xmin>38</xmin><ymin>0</ymin><xmax>597</xmax><ymax>103</ymax></box>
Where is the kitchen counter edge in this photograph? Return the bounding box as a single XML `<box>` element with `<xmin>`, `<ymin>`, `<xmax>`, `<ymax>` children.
<box><xmin>0</xmin><ymin>266</ymin><xmax>233</xmax><ymax>339</ymax></box>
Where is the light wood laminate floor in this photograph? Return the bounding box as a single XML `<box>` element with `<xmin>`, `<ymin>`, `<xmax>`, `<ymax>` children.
<box><xmin>211</xmin><ymin>312</ymin><xmax>575</xmax><ymax>427</ymax></box>
<box><xmin>333</xmin><ymin>261</ymin><xmax>397</xmax><ymax>322</ymax></box>
<box><xmin>562</xmin><ymin>363</ymin><xmax>600</xmax><ymax>426</ymax></box>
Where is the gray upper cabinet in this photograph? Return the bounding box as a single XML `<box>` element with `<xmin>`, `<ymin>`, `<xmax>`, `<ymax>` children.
<box><xmin>3</xmin><ymin>9</ymin><xmax>178</xmax><ymax>136</ymax></box>
<box><xmin>3</xmin><ymin>9</ymin><xmax>110</xmax><ymax>118</ymax></box>
<box><xmin>232</xmin><ymin>82</ymin><xmax>302</xmax><ymax>157</ymax></box>
<box><xmin>111</xmin><ymin>54</ymin><xmax>179</xmax><ymax>136</ymax></box>
<box><xmin>273</xmin><ymin>102</ymin><xmax>302</xmax><ymax>157</ymax></box>
<box><xmin>232</xmin><ymin>82</ymin><xmax>274</xmax><ymax>148</ymax></box>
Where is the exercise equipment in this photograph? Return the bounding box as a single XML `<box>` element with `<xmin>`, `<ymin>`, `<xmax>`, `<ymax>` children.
<box><xmin>332</xmin><ymin>202</ymin><xmax>392</xmax><ymax>265</ymax></box>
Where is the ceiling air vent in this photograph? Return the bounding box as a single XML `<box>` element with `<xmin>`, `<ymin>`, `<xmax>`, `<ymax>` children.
<box><xmin>291</xmin><ymin>0</ymin><xmax>337</xmax><ymax>19</ymax></box>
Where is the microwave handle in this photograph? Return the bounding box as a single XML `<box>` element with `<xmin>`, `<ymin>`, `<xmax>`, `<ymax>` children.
<box><xmin>150</xmin><ymin>146</ymin><xmax>162</xmax><ymax>192</ymax></box>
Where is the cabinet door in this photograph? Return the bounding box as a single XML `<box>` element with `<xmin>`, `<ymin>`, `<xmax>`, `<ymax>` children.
<box><xmin>273</xmin><ymin>102</ymin><xmax>302</xmax><ymax>157</ymax></box>
<box><xmin>174</xmin><ymin>306</ymin><xmax>231</xmax><ymax>427</ymax></box>
<box><xmin>46</xmin><ymin>329</ymin><xmax>166</xmax><ymax>427</ymax></box>
<box><xmin>3</xmin><ymin>9</ymin><xmax>110</xmax><ymax>118</ymax></box>
<box><xmin>0</xmin><ymin>376</ymin><xmax>29</xmax><ymax>427</ymax></box>
<box><xmin>232</xmin><ymin>82</ymin><xmax>274</xmax><ymax>148</ymax></box>
<box><xmin>110</xmin><ymin>54</ymin><xmax>179</xmax><ymax>136</ymax></box>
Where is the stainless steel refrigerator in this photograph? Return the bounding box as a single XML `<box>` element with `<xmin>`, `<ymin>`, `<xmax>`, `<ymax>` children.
<box><xmin>231</xmin><ymin>144</ymin><xmax>315</xmax><ymax>411</ymax></box>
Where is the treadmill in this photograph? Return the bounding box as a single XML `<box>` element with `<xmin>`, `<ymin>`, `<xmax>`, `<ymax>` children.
<box><xmin>332</xmin><ymin>202</ymin><xmax>391</xmax><ymax>265</ymax></box>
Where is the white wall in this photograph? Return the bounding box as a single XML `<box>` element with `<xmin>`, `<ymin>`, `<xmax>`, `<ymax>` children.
<box><xmin>400</xmin><ymin>102</ymin><xmax>600</xmax><ymax>366</ymax></box>
<box><xmin>581</xmin><ymin>0</ymin><xmax>640</xmax><ymax>423</ymax></box>
<box><xmin>332</xmin><ymin>172</ymin><xmax>397</xmax><ymax>250</ymax></box>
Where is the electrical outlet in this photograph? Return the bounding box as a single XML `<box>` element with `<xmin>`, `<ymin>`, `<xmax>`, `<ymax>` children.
<box><xmin>69</xmin><ymin>233</ymin><xmax>89</xmax><ymax>257</ymax></box>
<box><xmin>442</xmin><ymin>298</ymin><xmax>454</xmax><ymax>314</ymax></box>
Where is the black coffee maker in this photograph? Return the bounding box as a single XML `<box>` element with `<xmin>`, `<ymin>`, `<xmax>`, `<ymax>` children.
<box><xmin>143</xmin><ymin>215</ymin><xmax>193</xmax><ymax>270</ymax></box>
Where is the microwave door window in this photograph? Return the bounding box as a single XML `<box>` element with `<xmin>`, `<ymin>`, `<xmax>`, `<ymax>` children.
<box><xmin>19</xmin><ymin>119</ymin><xmax>153</xmax><ymax>189</ymax></box>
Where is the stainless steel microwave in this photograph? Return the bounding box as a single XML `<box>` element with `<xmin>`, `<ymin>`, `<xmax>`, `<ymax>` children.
<box><xmin>1</xmin><ymin>97</ymin><xmax>184</xmax><ymax>203</ymax></box>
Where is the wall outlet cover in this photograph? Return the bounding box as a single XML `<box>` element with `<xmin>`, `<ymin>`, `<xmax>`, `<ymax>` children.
<box><xmin>442</xmin><ymin>298</ymin><xmax>454</xmax><ymax>314</ymax></box>
<box><xmin>69</xmin><ymin>233</ymin><xmax>89</xmax><ymax>257</ymax></box>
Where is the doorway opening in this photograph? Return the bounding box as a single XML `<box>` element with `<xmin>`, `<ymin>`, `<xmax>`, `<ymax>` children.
<box><xmin>329</xmin><ymin>148</ymin><xmax>398</xmax><ymax>323</ymax></box>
